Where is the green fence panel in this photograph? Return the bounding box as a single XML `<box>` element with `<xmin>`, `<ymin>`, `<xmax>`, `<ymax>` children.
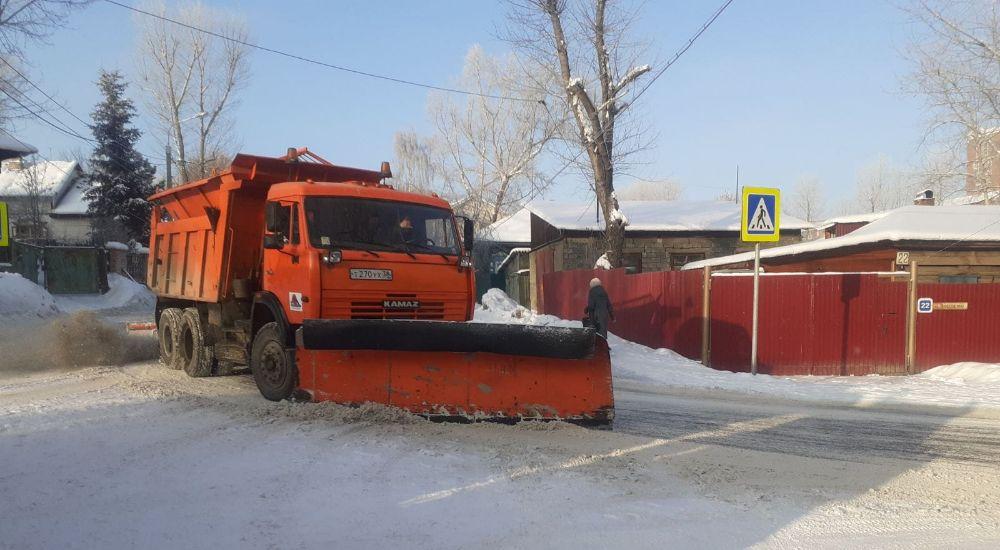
<box><xmin>44</xmin><ymin>247</ymin><xmax>103</xmax><ymax>294</ymax></box>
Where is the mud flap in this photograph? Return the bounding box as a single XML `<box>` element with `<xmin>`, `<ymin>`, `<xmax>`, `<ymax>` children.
<box><xmin>294</xmin><ymin>320</ymin><xmax>614</xmax><ymax>425</ymax></box>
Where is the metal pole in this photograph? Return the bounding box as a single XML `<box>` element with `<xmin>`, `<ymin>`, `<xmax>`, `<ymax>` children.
<box><xmin>701</xmin><ymin>266</ymin><xmax>711</xmax><ymax>366</ymax></box>
<box><xmin>751</xmin><ymin>242</ymin><xmax>761</xmax><ymax>375</ymax></box>
<box><xmin>906</xmin><ymin>260</ymin><xmax>918</xmax><ymax>374</ymax></box>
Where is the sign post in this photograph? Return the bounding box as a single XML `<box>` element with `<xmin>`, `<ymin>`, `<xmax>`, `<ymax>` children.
<box><xmin>741</xmin><ymin>187</ymin><xmax>781</xmax><ymax>375</ymax></box>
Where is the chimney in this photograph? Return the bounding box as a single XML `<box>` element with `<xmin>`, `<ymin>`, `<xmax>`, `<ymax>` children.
<box><xmin>913</xmin><ymin>189</ymin><xmax>935</xmax><ymax>206</ymax></box>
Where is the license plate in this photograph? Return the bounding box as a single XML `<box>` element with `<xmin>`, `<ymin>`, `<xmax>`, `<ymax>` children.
<box><xmin>350</xmin><ymin>268</ymin><xmax>393</xmax><ymax>281</ymax></box>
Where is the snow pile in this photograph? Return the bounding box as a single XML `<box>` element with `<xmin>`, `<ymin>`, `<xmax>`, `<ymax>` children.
<box><xmin>477</xmin><ymin>288</ymin><xmax>1000</xmax><ymax>414</ymax></box>
<box><xmin>55</xmin><ymin>274</ymin><xmax>155</xmax><ymax>313</ymax></box>
<box><xmin>474</xmin><ymin>288</ymin><xmax>575</xmax><ymax>328</ymax></box>
<box><xmin>920</xmin><ymin>362</ymin><xmax>1000</xmax><ymax>385</ymax></box>
<box><xmin>594</xmin><ymin>253</ymin><xmax>612</xmax><ymax>270</ymax></box>
<box><xmin>0</xmin><ymin>272</ymin><xmax>62</xmax><ymax>322</ymax></box>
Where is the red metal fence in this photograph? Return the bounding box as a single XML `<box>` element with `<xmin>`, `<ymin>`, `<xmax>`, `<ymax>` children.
<box><xmin>540</xmin><ymin>269</ymin><xmax>1000</xmax><ymax>375</ymax></box>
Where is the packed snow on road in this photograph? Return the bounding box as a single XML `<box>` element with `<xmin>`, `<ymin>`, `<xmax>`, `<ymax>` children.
<box><xmin>1</xmin><ymin>282</ymin><xmax>999</xmax><ymax>548</ymax></box>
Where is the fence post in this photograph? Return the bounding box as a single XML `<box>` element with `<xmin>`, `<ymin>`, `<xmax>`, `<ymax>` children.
<box><xmin>905</xmin><ymin>260</ymin><xmax>918</xmax><ymax>374</ymax></box>
<box><xmin>701</xmin><ymin>266</ymin><xmax>711</xmax><ymax>366</ymax></box>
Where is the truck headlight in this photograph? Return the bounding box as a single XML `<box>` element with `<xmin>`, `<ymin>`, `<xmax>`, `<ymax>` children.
<box><xmin>322</xmin><ymin>249</ymin><xmax>342</xmax><ymax>265</ymax></box>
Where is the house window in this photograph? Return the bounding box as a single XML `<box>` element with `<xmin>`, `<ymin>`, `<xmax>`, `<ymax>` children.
<box><xmin>669</xmin><ymin>252</ymin><xmax>705</xmax><ymax>270</ymax></box>
<box><xmin>623</xmin><ymin>252</ymin><xmax>642</xmax><ymax>274</ymax></box>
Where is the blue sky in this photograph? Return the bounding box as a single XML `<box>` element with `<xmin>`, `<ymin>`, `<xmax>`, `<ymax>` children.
<box><xmin>16</xmin><ymin>0</ymin><xmax>926</xmax><ymax>210</ymax></box>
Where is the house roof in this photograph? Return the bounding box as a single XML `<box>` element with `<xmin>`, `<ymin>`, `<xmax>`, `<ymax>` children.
<box><xmin>49</xmin><ymin>177</ymin><xmax>91</xmax><ymax>215</ymax></box>
<box><xmin>481</xmin><ymin>208</ymin><xmax>532</xmax><ymax>243</ymax></box>
<box><xmin>525</xmin><ymin>199</ymin><xmax>813</xmax><ymax>233</ymax></box>
<box><xmin>684</xmin><ymin>205</ymin><xmax>1000</xmax><ymax>270</ymax></box>
<box><xmin>497</xmin><ymin>246</ymin><xmax>531</xmax><ymax>272</ymax></box>
<box><xmin>817</xmin><ymin>209</ymin><xmax>892</xmax><ymax>229</ymax></box>
<box><xmin>0</xmin><ymin>134</ymin><xmax>37</xmax><ymax>159</ymax></box>
<box><xmin>0</xmin><ymin>160</ymin><xmax>79</xmax><ymax>197</ymax></box>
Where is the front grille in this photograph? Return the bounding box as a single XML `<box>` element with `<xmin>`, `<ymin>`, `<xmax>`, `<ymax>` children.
<box><xmin>350</xmin><ymin>293</ymin><xmax>446</xmax><ymax>320</ymax></box>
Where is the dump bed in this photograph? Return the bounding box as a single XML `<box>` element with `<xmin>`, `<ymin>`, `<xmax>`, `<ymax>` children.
<box><xmin>146</xmin><ymin>154</ymin><xmax>384</xmax><ymax>303</ymax></box>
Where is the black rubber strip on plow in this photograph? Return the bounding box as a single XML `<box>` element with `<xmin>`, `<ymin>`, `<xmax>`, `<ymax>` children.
<box><xmin>297</xmin><ymin>320</ymin><xmax>597</xmax><ymax>360</ymax></box>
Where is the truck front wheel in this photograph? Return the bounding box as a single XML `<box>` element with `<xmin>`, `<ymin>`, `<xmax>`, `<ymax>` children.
<box><xmin>251</xmin><ymin>322</ymin><xmax>298</xmax><ymax>401</ymax></box>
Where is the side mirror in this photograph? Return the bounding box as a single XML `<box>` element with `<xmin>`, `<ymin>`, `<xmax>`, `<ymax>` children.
<box><xmin>263</xmin><ymin>233</ymin><xmax>286</xmax><ymax>250</ymax></box>
<box><xmin>460</xmin><ymin>217</ymin><xmax>474</xmax><ymax>252</ymax></box>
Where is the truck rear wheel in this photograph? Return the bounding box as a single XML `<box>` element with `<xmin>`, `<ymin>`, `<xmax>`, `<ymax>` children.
<box><xmin>158</xmin><ymin>308</ymin><xmax>183</xmax><ymax>370</ymax></box>
<box><xmin>251</xmin><ymin>322</ymin><xmax>298</xmax><ymax>401</ymax></box>
<box><xmin>179</xmin><ymin>308</ymin><xmax>214</xmax><ymax>378</ymax></box>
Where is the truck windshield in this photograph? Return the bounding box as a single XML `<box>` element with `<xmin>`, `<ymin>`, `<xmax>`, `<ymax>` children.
<box><xmin>305</xmin><ymin>197</ymin><xmax>460</xmax><ymax>256</ymax></box>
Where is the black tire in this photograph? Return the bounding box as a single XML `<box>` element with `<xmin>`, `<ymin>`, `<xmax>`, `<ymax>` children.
<box><xmin>179</xmin><ymin>308</ymin><xmax>214</xmax><ymax>378</ymax></box>
<box><xmin>251</xmin><ymin>322</ymin><xmax>298</xmax><ymax>401</ymax></box>
<box><xmin>158</xmin><ymin>308</ymin><xmax>183</xmax><ymax>370</ymax></box>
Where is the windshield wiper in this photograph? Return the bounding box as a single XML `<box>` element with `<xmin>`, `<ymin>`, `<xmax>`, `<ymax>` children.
<box><xmin>404</xmin><ymin>241</ymin><xmax>452</xmax><ymax>262</ymax></box>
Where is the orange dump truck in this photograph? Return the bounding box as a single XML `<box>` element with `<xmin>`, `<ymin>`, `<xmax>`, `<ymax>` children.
<box><xmin>148</xmin><ymin>149</ymin><xmax>613</xmax><ymax>424</ymax></box>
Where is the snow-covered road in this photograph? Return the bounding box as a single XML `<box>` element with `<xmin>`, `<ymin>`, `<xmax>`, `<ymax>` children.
<box><xmin>2</xmin><ymin>360</ymin><xmax>999</xmax><ymax>549</ymax></box>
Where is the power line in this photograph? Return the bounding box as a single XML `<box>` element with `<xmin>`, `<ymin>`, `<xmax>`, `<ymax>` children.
<box><xmin>0</xmin><ymin>86</ymin><xmax>93</xmax><ymax>143</ymax></box>
<box><xmin>103</xmin><ymin>0</ymin><xmax>535</xmax><ymax>103</ymax></box>
<box><xmin>0</xmin><ymin>57</ymin><xmax>93</xmax><ymax>129</ymax></box>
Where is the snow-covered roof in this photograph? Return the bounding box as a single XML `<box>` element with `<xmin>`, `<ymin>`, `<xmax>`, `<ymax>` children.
<box><xmin>0</xmin><ymin>160</ymin><xmax>79</xmax><ymax>198</ymax></box>
<box><xmin>685</xmin><ymin>205</ymin><xmax>1000</xmax><ymax>270</ymax></box>
<box><xmin>0</xmin><ymin>134</ymin><xmax>37</xmax><ymax>158</ymax></box>
<box><xmin>525</xmin><ymin>199</ymin><xmax>814</xmax><ymax>233</ymax></box>
<box><xmin>50</xmin><ymin>176</ymin><xmax>92</xmax><ymax>215</ymax></box>
<box><xmin>947</xmin><ymin>190</ymin><xmax>1000</xmax><ymax>206</ymax></box>
<box><xmin>817</xmin><ymin>209</ymin><xmax>892</xmax><ymax>229</ymax></box>
<box><xmin>481</xmin><ymin>208</ymin><xmax>531</xmax><ymax>243</ymax></box>
<box><xmin>497</xmin><ymin>247</ymin><xmax>530</xmax><ymax>272</ymax></box>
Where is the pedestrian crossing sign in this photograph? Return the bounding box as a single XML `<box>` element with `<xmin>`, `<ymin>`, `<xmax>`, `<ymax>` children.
<box><xmin>741</xmin><ymin>187</ymin><xmax>780</xmax><ymax>242</ymax></box>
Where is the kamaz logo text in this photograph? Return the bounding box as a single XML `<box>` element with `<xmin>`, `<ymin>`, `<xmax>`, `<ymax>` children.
<box><xmin>383</xmin><ymin>300</ymin><xmax>420</xmax><ymax>310</ymax></box>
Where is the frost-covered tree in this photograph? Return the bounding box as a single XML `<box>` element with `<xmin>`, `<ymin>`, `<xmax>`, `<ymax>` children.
<box><xmin>427</xmin><ymin>45</ymin><xmax>561</xmax><ymax>226</ymax></box>
<box><xmin>504</xmin><ymin>0</ymin><xmax>653</xmax><ymax>267</ymax></box>
<box><xmin>789</xmin><ymin>177</ymin><xmax>825</xmax><ymax>222</ymax></box>
<box><xmin>853</xmin><ymin>155</ymin><xmax>908</xmax><ymax>213</ymax></box>
<box><xmin>86</xmin><ymin>70</ymin><xmax>155</xmax><ymax>242</ymax></box>
<box><xmin>0</xmin><ymin>0</ymin><xmax>90</xmax><ymax>58</ymax></box>
<box><xmin>136</xmin><ymin>1</ymin><xmax>250</xmax><ymax>182</ymax></box>
<box><xmin>905</xmin><ymin>0</ymin><xmax>1000</xmax><ymax>202</ymax></box>
<box><xmin>393</xmin><ymin>130</ymin><xmax>439</xmax><ymax>195</ymax></box>
<box><xmin>617</xmin><ymin>179</ymin><xmax>682</xmax><ymax>201</ymax></box>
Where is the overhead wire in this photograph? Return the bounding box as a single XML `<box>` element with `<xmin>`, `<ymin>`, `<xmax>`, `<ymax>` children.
<box><xmin>102</xmin><ymin>0</ymin><xmax>536</xmax><ymax>103</ymax></box>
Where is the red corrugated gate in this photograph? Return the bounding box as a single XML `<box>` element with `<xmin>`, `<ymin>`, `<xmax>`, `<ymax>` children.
<box><xmin>915</xmin><ymin>282</ymin><xmax>1000</xmax><ymax>370</ymax></box>
<box><xmin>541</xmin><ymin>268</ymin><xmax>703</xmax><ymax>359</ymax></box>
<box><xmin>710</xmin><ymin>274</ymin><xmax>906</xmax><ymax>375</ymax></box>
<box><xmin>538</xmin><ymin>269</ymin><xmax>1000</xmax><ymax>375</ymax></box>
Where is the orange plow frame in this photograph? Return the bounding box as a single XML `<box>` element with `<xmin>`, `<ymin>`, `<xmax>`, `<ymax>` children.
<box><xmin>294</xmin><ymin>321</ymin><xmax>614</xmax><ymax>425</ymax></box>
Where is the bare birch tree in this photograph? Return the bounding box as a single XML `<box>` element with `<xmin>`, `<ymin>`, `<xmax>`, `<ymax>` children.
<box><xmin>854</xmin><ymin>155</ymin><xmax>909</xmax><ymax>213</ymax></box>
<box><xmin>426</xmin><ymin>45</ymin><xmax>561</xmax><ymax>226</ymax></box>
<box><xmin>0</xmin><ymin>0</ymin><xmax>90</xmax><ymax>58</ymax></box>
<box><xmin>136</xmin><ymin>1</ymin><xmax>250</xmax><ymax>183</ymax></box>
<box><xmin>392</xmin><ymin>130</ymin><xmax>439</xmax><ymax>194</ymax></box>
<box><xmin>617</xmin><ymin>179</ymin><xmax>681</xmax><ymax>201</ymax></box>
<box><xmin>905</xmin><ymin>0</ymin><xmax>1000</xmax><ymax>203</ymax></box>
<box><xmin>504</xmin><ymin>0</ymin><xmax>652</xmax><ymax>267</ymax></box>
<box><xmin>789</xmin><ymin>177</ymin><xmax>825</xmax><ymax>222</ymax></box>
<box><xmin>14</xmin><ymin>155</ymin><xmax>48</xmax><ymax>238</ymax></box>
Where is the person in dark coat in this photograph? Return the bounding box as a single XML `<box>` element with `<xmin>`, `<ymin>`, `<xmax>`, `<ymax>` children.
<box><xmin>586</xmin><ymin>277</ymin><xmax>615</xmax><ymax>338</ymax></box>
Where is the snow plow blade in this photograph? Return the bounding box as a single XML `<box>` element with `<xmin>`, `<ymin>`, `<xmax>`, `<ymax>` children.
<box><xmin>295</xmin><ymin>320</ymin><xmax>614</xmax><ymax>425</ymax></box>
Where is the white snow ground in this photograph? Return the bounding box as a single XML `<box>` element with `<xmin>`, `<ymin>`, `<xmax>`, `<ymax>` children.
<box><xmin>478</xmin><ymin>289</ymin><xmax>1000</xmax><ymax>417</ymax></box>
<box><xmin>1</xmin><ymin>285</ymin><xmax>1000</xmax><ymax>548</ymax></box>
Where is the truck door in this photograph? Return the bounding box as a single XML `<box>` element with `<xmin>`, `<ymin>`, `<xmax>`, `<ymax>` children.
<box><xmin>263</xmin><ymin>200</ymin><xmax>311</xmax><ymax>325</ymax></box>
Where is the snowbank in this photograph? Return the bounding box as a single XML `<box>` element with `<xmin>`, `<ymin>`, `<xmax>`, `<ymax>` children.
<box><xmin>55</xmin><ymin>274</ymin><xmax>155</xmax><ymax>313</ymax></box>
<box><xmin>0</xmin><ymin>272</ymin><xmax>62</xmax><ymax>322</ymax></box>
<box><xmin>476</xmin><ymin>288</ymin><xmax>1000</xmax><ymax>414</ymax></box>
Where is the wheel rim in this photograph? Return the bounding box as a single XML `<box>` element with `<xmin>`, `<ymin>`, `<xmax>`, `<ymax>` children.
<box><xmin>259</xmin><ymin>341</ymin><xmax>286</xmax><ymax>386</ymax></box>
